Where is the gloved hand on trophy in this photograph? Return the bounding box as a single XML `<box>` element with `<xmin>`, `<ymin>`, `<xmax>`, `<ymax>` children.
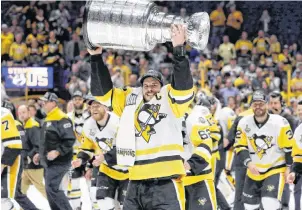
<box><xmin>83</xmin><ymin>0</ymin><xmax>210</xmax><ymax>51</ymax></box>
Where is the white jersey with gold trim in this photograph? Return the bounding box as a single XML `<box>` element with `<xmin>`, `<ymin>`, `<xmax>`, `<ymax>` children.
<box><xmin>235</xmin><ymin>114</ymin><xmax>293</xmax><ymax>180</ymax></box>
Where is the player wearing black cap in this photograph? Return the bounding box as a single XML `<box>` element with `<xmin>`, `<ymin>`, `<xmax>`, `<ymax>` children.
<box><xmin>66</xmin><ymin>91</ymin><xmax>91</xmax><ymax>210</ymax></box>
<box><xmin>88</xmin><ymin>25</ymin><xmax>194</xmax><ymax>210</ymax></box>
<box><xmin>39</xmin><ymin>92</ymin><xmax>76</xmax><ymax>210</ymax></box>
<box><xmin>234</xmin><ymin>90</ymin><xmax>293</xmax><ymax>210</ymax></box>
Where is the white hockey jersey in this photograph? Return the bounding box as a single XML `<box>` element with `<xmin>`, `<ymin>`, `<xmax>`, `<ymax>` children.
<box><xmin>234</xmin><ymin>114</ymin><xmax>293</xmax><ymax>180</ymax></box>
<box><xmin>67</xmin><ymin>109</ymin><xmax>90</xmax><ymax>159</ymax></box>
<box><xmin>80</xmin><ymin>112</ymin><xmax>128</xmax><ymax>180</ymax></box>
<box><xmin>292</xmin><ymin>123</ymin><xmax>302</xmax><ymax>165</ymax></box>
<box><xmin>98</xmin><ymin>85</ymin><xmax>194</xmax><ymax>180</ymax></box>
<box><xmin>183</xmin><ymin>106</ymin><xmax>214</xmax><ymax>186</ymax></box>
<box><xmin>217</xmin><ymin>107</ymin><xmax>236</xmax><ymax>137</ymax></box>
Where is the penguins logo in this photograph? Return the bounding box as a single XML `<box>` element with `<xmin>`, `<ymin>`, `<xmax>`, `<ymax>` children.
<box><xmin>135</xmin><ymin>104</ymin><xmax>167</xmax><ymax>143</ymax></box>
<box><xmin>249</xmin><ymin>134</ymin><xmax>273</xmax><ymax>159</ymax></box>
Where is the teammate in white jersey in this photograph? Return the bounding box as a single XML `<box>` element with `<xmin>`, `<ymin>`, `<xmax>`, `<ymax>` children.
<box><xmin>287</xmin><ymin>123</ymin><xmax>302</xmax><ymax>209</ymax></box>
<box><xmin>183</xmin><ymin>98</ymin><xmax>217</xmax><ymax>210</ymax></box>
<box><xmin>72</xmin><ymin>97</ymin><xmax>128</xmax><ymax>210</ymax></box>
<box><xmin>67</xmin><ymin>91</ymin><xmax>91</xmax><ymax>210</ymax></box>
<box><xmin>234</xmin><ymin>90</ymin><xmax>293</xmax><ymax>210</ymax></box>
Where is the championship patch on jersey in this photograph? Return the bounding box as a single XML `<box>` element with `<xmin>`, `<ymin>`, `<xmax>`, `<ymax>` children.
<box><xmin>126</xmin><ymin>94</ymin><xmax>138</xmax><ymax>106</ymax></box>
<box><xmin>249</xmin><ymin>134</ymin><xmax>273</xmax><ymax>159</ymax></box>
<box><xmin>134</xmin><ymin>104</ymin><xmax>167</xmax><ymax>143</ymax></box>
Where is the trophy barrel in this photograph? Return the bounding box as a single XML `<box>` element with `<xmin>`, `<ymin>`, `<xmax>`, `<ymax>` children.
<box><xmin>83</xmin><ymin>0</ymin><xmax>158</xmax><ymax>51</ymax></box>
<box><xmin>83</xmin><ymin>0</ymin><xmax>210</xmax><ymax>51</ymax></box>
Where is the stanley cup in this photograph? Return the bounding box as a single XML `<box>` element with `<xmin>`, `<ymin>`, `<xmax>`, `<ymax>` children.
<box><xmin>83</xmin><ymin>0</ymin><xmax>210</xmax><ymax>51</ymax></box>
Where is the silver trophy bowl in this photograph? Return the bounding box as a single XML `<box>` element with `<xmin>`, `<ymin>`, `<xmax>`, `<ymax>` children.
<box><xmin>83</xmin><ymin>0</ymin><xmax>210</xmax><ymax>51</ymax></box>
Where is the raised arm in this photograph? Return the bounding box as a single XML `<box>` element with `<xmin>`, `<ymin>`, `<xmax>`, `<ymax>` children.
<box><xmin>88</xmin><ymin>47</ymin><xmax>130</xmax><ymax>116</ymax></box>
<box><xmin>167</xmin><ymin>25</ymin><xmax>194</xmax><ymax>118</ymax></box>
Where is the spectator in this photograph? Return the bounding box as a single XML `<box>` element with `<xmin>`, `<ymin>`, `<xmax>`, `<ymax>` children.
<box><xmin>233</xmin><ymin>70</ymin><xmax>245</xmax><ymax>88</ymax></box>
<box><xmin>219</xmin><ymin>78</ymin><xmax>239</xmax><ymax>105</ymax></box>
<box><xmin>198</xmin><ymin>53</ymin><xmax>212</xmax><ymax>72</ymax></box>
<box><xmin>228</xmin><ymin>96</ymin><xmax>237</xmax><ymax>110</ymax></box>
<box><xmin>9</xmin><ymin>17</ymin><xmax>24</xmax><ymax>35</ymax></box>
<box><xmin>290</xmin><ymin>69</ymin><xmax>302</xmax><ymax>97</ymax></box>
<box><xmin>26</xmin><ymin>25</ymin><xmax>46</xmax><ymax>47</ymax></box>
<box><xmin>128</xmin><ymin>73</ymin><xmax>139</xmax><ymax>87</ymax></box>
<box><xmin>9</xmin><ymin>33</ymin><xmax>28</xmax><ymax>66</ymax></box>
<box><xmin>226</xmin><ymin>4</ymin><xmax>243</xmax><ymax>43</ymax></box>
<box><xmin>259</xmin><ymin>9</ymin><xmax>271</xmax><ymax>34</ymax></box>
<box><xmin>180</xmin><ymin>8</ymin><xmax>189</xmax><ymax>21</ymax></box>
<box><xmin>219</xmin><ymin>35</ymin><xmax>236</xmax><ymax>64</ymax></box>
<box><xmin>208</xmin><ymin>60</ymin><xmax>221</xmax><ymax>86</ymax></box>
<box><xmin>210</xmin><ymin>2</ymin><xmax>226</xmax><ymax>48</ymax></box>
<box><xmin>267</xmin><ymin>70</ymin><xmax>281</xmax><ymax>92</ymax></box>
<box><xmin>65</xmin><ymin>74</ymin><xmax>87</xmax><ymax>95</ymax></box>
<box><xmin>43</xmin><ymin>30</ymin><xmax>63</xmax><ymax>66</ymax></box>
<box><xmin>113</xmin><ymin>55</ymin><xmax>132</xmax><ymax>86</ymax></box>
<box><xmin>149</xmin><ymin>44</ymin><xmax>167</xmax><ymax>71</ymax></box>
<box><xmin>253</xmin><ymin>30</ymin><xmax>270</xmax><ymax>57</ymax></box>
<box><xmin>269</xmin><ymin>35</ymin><xmax>281</xmax><ymax>64</ymax></box>
<box><xmin>54</xmin><ymin>3</ymin><xmax>70</xmax><ymax>29</ymax></box>
<box><xmin>65</xmin><ymin>33</ymin><xmax>85</xmax><ymax>65</ymax></box>
<box><xmin>74</xmin><ymin>54</ymin><xmax>91</xmax><ymax>82</ymax></box>
<box><xmin>160</xmin><ymin>65</ymin><xmax>172</xmax><ymax>85</ymax></box>
<box><xmin>293</xmin><ymin>62</ymin><xmax>302</xmax><ymax>78</ymax></box>
<box><xmin>289</xmin><ymin>43</ymin><xmax>299</xmax><ymax>57</ymax></box>
<box><xmin>1</xmin><ymin>24</ymin><xmax>14</xmax><ymax>63</ymax></box>
<box><xmin>138</xmin><ymin>57</ymin><xmax>149</xmax><ymax>76</ymax></box>
<box><xmin>57</xmin><ymin>58</ymin><xmax>70</xmax><ymax>90</ymax></box>
<box><xmin>221</xmin><ymin>58</ymin><xmax>243</xmax><ymax>78</ymax></box>
<box><xmin>27</xmin><ymin>38</ymin><xmax>43</xmax><ymax>66</ymax></box>
<box><xmin>251</xmin><ymin>67</ymin><xmax>264</xmax><ymax>90</ymax></box>
<box><xmin>33</xmin><ymin>9</ymin><xmax>48</xmax><ymax>34</ymax></box>
<box><xmin>278</xmin><ymin>45</ymin><xmax>293</xmax><ymax>72</ymax></box>
<box><xmin>262</xmin><ymin>80</ymin><xmax>270</xmax><ymax>95</ymax></box>
<box><xmin>111</xmin><ymin>69</ymin><xmax>124</xmax><ymax>88</ymax></box>
<box><xmin>235</xmin><ymin>31</ymin><xmax>253</xmax><ymax>67</ymax></box>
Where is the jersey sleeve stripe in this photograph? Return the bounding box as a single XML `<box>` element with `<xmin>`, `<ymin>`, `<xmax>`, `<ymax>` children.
<box><xmin>2</xmin><ymin>136</ymin><xmax>21</xmax><ymax>142</ymax></box>
<box><xmin>168</xmin><ymin>92</ymin><xmax>194</xmax><ymax>105</ymax></box>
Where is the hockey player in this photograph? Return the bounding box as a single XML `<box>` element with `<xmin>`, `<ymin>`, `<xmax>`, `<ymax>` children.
<box><xmin>2</xmin><ymin>101</ymin><xmax>40</xmax><ymax>210</ymax></box>
<box><xmin>206</xmin><ymin>96</ymin><xmax>231</xmax><ymax>210</ymax></box>
<box><xmin>268</xmin><ymin>91</ymin><xmax>298</xmax><ymax>210</ymax></box>
<box><xmin>82</xmin><ymin>94</ymin><xmax>100</xmax><ymax>210</ymax></box>
<box><xmin>88</xmin><ymin>24</ymin><xmax>193</xmax><ymax>210</ymax></box>
<box><xmin>1</xmin><ymin>105</ymin><xmax>23</xmax><ymax>210</ymax></box>
<box><xmin>183</xmin><ymin>98</ymin><xmax>217</xmax><ymax>210</ymax></box>
<box><xmin>67</xmin><ymin>91</ymin><xmax>91</xmax><ymax>210</ymax></box>
<box><xmin>72</xmin><ymin>97</ymin><xmax>128</xmax><ymax>210</ymax></box>
<box><xmin>218</xmin><ymin>96</ymin><xmax>237</xmax><ymax>186</ymax></box>
<box><xmin>227</xmin><ymin>108</ymin><xmax>253</xmax><ymax>210</ymax></box>
<box><xmin>287</xmin><ymin>123</ymin><xmax>302</xmax><ymax>210</ymax></box>
<box><xmin>234</xmin><ymin>90</ymin><xmax>293</xmax><ymax>210</ymax></box>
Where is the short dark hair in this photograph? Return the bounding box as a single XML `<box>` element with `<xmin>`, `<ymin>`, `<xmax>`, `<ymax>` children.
<box><xmin>28</xmin><ymin>104</ymin><xmax>37</xmax><ymax>111</ymax></box>
<box><xmin>298</xmin><ymin>100</ymin><xmax>302</xmax><ymax>105</ymax></box>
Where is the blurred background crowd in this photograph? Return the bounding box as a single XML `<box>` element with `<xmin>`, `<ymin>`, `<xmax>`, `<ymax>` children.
<box><xmin>1</xmin><ymin>0</ymin><xmax>302</xmax><ymax>116</ymax></box>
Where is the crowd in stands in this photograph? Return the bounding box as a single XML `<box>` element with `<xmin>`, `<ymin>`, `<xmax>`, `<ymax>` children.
<box><xmin>1</xmin><ymin>1</ymin><xmax>302</xmax><ymax>115</ymax></box>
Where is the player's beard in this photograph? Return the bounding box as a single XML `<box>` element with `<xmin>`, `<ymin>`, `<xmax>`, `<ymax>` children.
<box><xmin>74</xmin><ymin>103</ymin><xmax>84</xmax><ymax>111</ymax></box>
<box><xmin>254</xmin><ymin>108</ymin><xmax>266</xmax><ymax>117</ymax></box>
